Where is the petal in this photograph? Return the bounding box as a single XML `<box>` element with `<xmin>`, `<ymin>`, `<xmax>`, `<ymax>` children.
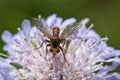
<box><xmin>99</xmin><ymin>58</ymin><xmax>120</xmax><ymax>73</ymax></box>
<box><xmin>12</xmin><ymin>33</ymin><xmax>24</xmax><ymax>45</ymax></box>
<box><xmin>3</xmin><ymin>44</ymin><xmax>23</xmax><ymax>55</ymax></box>
<box><xmin>81</xmin><ymin>18</ymin><xmax>89</xmax><ymax>25</ymax></box>
<box><xmin>0</xmin><ymin>74</ymin><xmax>4</xmax><ymax>80</ymax></box>
<box><xmin>76</xmin><ymin>18</ymin><xmax>90</xmax><ymax>37</ymax></box>
<box><xmin>0</xmin><ymin>69</ymin><xmax>13</xmax><ymax>80</ymax></box>
<box><xmin>3</xmin><ymin>48</ymin><xmax>15</xmax><ymax>56</ymax></box>
<box><xmin>113</xmin><ymin>50</ymin><xmax>120</xmax><ymax>56</ymax></box>
<box><xmin>77</xmin><ymin>26</ymin><xmax>87</xmax><ymax>35</ymax></box>
<box><xmin>22</xmin><ymin>19</ymin><xmax>31</xmax><ymax>37</ymax></box>
<box><xmin>30</xmin><ymin>26</ymin><xmax>38</xmax><ymax>37</ymax></box>
<box><xmin>0</xmin><ymin>58</ymin><xmax>14</xmax><ymax>70</ymax></box>
<box><xmin>61</xmin><ymin>18</ymin><xmax>76</xmax><ymax>27</ymax></box>
<box><xmin>87</xmin><ymin>30</ymin><xmax>100</xmax><ymax>40</ymax></box>
<box><xmin>46</xmin><ymin>14</ymin><xmax>57</xmax><ymax>28</ymax></box>
<box><xmin>106</xmin><ymin>73</ymin><xmax>120</xmax><ymax>80</ymax></box>
<box><xmin>3</xmin><ymin>44</ymin><xmax>10</xmax><ymax>51</ymax></box>
<box><xmin>53</xmin><ymin>17</ymin><xmax>63</xmax><ymax>27</ymax></box>
<box><xmin>1</xmin><ymin>30</ymin><xmax>12</xmax><ymax>44</ymax></box>
<box><xmin>0</xmin><ymin>58</ymin><xmax>16</xmax><ymax>80</ymax></box>
<box><xmin>100</xmin><ymin>47</ymin><xmax>116</xmax><ymax>59</ymax></box>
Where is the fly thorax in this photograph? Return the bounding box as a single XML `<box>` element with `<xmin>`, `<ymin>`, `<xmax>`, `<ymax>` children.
<box><xmin>51</xmin><ymin>37</ymin><xmax>60</xmax><ymax>47</ymax></box>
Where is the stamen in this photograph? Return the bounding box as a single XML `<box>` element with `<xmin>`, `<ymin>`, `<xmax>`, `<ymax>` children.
<box><xmin>14</xmin><ymin>38</ymin><xmax>21</xmax><ymax>44</ymax></box>
<box><xmin>92</xmin><ymin>36</ymin><xmax>108</xmax><ymax>48</ymax></box>
<box><xmin>83</xmin><ymin>24</ymin><xmax>94</xmax><ymax>36</ymax></box>
<box><xmin>38</xmin><ymin>15</ymin><xmax>42</xmax><ymax>20</ymax></box>
<box><xmin>0</xmin><ymin>53</ymin><xmax>8</xmax><ymax>57</ymax></box>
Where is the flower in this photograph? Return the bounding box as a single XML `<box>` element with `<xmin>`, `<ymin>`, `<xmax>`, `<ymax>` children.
<box><xmin>1</xmin><ymin>14</ymin><xmax>120</xmax><ymax>80</ymax></box>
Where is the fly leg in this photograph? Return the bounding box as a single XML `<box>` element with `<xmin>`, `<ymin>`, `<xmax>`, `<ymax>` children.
<box><xmin>45</xmin><ymin>40</ymin><xmax>51</xmax><ymax>59</ymax></box>
<box><xmin>58</xmin><ymin>46</ymin><xmax>69</xmax><ymax>65</ymax></box>
<box><xmin>62</xmin><ymin>40</ymin><xmax>66</xmax><ymax>47</ymax></box>
<box><xmin>46</xmin><ymin>40</ymin><xmax>50</xmax><ymax>42</ymax></box>
<box><xmin>45</xmin><ymin>44</ymin><xmax>51</xmax><ymax>59</ymax></box>
<box><xmin>34</xmin><ymin>39</ymin><xmax>50</xmax><ymax>50</ymax></box>
<box><xmin>40</xmin><ymin>39</ymin><xmax>50</xmax><ymax>47</ymax></box>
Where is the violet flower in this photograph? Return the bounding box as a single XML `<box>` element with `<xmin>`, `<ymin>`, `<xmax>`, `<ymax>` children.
<box><xmin>1</xmin><ymin>14</ymin><xmax>120</xmax><ymax>80</ymax></box>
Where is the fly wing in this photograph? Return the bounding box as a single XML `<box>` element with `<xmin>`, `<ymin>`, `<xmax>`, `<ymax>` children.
<box><xmin>33</xmin><ymin>17</ymin><xmax>52</xmax><ymax>38</ymax></box>
<box><xmin>60</xmin><ymin>22</ymin><xmax>82</xmax><ymax>40</ymax></box>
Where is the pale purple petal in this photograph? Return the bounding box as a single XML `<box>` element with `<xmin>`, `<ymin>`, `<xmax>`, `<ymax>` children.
<box><xmin>113</xmin><ymin>50</ymin><xmax>120</xmax><ymax>56</ymax></box>
<box><xmin>22</xmin><ymin>19</ymin><xmax>31</xmax><ymax>37</ymax></box>
<box><xmin>0</xmin><ymin>74</ymin><xmax>4</xmax><ymax>80</ymax></box>
<box><xmin>61</xmin><ymin>18</ymin><xmax>76</xmax><ymax>27</ymax></box>
<box><xmin>0</xmin><ymin>58</ymin><xmax>12</xmax><ymax>68</ymax></box>
<box><xmin>87</xmin><ymin>30</ymin><xmax>100</xmax><ymax>40</ymax></box>
<box><xmin>100</xmin><ymin>47</ymin><xmax>119</xmax><ymax>59</ymax></box>
<box><xmin>3</xmin><ymin>33</ymin><xmax>24</xmax><ymax>55</ymax></box>
<box><xmin>77</xmin><ymin>26</ymin><xmax>87</xmax><ymax>36</ymax></box>
<box><xmin>0</xmin><ymin>58</ymin><xmax>15</xmax><ymax>80</ymax></box>
<box><xmin>94</xmin><ymin>41</ymin><xmax>107</xmax><ymax>55</ymax></box>
<box><xmin>53</xmin><ymin>17</ymin><xmax>62</xmax><ymax>27</ymax></box>
<box><xmin>3</xmin><ymin>44</ymin><xmax>11</xmax><ymax>52</ymax></box>
<box><xmin>72</xmin><ymin>18</ymin><xmax>89</xmax><ymax>37</ymax></box>
<box><xmin>1</xmin><ymin>30</ymin><xmax>12</xmax><ymax>44</ymax></box>
<box><xmin>46</xmin><ymin>14</ymin><xmax>57</xmax><ymax>28</ymax></box>
<box><xmin>98</xmin><ymin>58</ymin><xmax>120</xmax><ymax>74</ymax></box>
<box><xmin>12</xmin><ymin>33</ymin><xmax>23</xmax><ymax>44</ymax></box>
<box><xmin>0</xmin><ymin>69</ymin><xmax>14</xmax><ymax>80</ymax></box>
<box><xmin>81</xmin><ymin>18</ymin><xmax>89</xmax><ymax>25</ymax></box>
<box><xmin>106</xmin><ymin>73</ymin><xmax>120</xmax><ymax>80</ymax></box>
<box><xmin>3</xmin><ymin>44</ymin><xmax>22</xmax><ymax>54</ymax></box>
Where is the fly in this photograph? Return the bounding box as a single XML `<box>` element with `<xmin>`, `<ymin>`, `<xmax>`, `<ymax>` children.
<box><xmin>33</xmin><ymin>16</ymin><xmax>82</xmax><ymax>64</ymax></box>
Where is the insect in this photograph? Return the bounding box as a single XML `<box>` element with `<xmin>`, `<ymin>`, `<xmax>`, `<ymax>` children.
<box><xmin>33</xmin><ymin>16</ymin><xmax>82</xmax><ymax>64</ymax></box>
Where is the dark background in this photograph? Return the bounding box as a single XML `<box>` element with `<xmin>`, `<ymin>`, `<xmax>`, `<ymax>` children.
<box><xmin>0</xmin><ymin>0</ymin><xmax>120</xmax><ymax>53</ymax></box>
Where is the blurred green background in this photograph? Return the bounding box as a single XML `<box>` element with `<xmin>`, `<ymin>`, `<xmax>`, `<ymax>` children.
<box><xmin>0</xmin><ymin>0</ymin><xmax>120</xmax><ymax>52</ymax></box>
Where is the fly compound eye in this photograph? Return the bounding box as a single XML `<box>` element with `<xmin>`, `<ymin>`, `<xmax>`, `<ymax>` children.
<box><xmin>53</xmin><ymin>27</ymin><xmax>60</xmax><ymax>32</ymax></box>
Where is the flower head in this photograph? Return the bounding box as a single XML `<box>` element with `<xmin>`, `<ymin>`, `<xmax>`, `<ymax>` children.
<box><xmin>1</xmin><ymin>14</ymin><xmax>120</xmax><ymax>80</ymax></box>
